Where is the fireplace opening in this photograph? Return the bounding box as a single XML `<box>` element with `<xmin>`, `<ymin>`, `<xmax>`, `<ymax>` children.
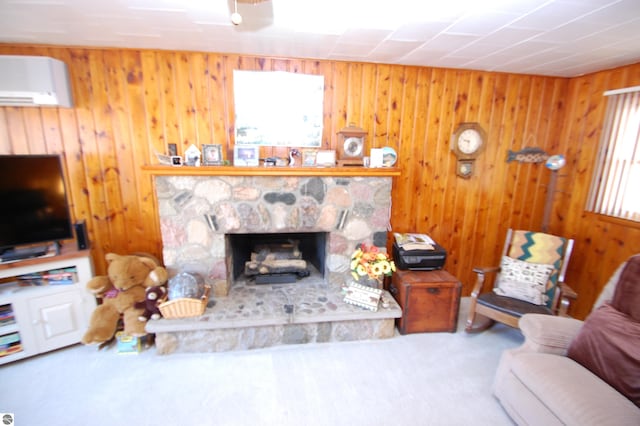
<box><xmin>227</xmin><ymin>232</ymin><xmax>328</xmax><ymax>285</ymax></box>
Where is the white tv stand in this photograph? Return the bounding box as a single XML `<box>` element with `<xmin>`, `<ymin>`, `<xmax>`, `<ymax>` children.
<box><xmin>0</xmin><ymin>246</ymin><xmax>96</xmax><ymax>365</ymax></box>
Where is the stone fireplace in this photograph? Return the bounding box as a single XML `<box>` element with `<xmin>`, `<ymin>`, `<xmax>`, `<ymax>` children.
<box><xmin>145</xmin><ymin>169</ymin><xmax>402</xmax><ymax>353</ymax></box>
<box><xmin>156</xmin><ymin>174</ymin><xmax>393</xmax><ymax>289</ymax></box>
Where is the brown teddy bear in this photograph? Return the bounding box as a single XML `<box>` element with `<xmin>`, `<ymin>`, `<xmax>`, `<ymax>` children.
<box><xmin>135</xmin><ymin>285</ymin><xmax>168</xmax><ymax>322</ymax></box>
<box><xmin>81</xmin><ymin>253</ymin><xmax>168</xmax><ymax>345</ymax></box>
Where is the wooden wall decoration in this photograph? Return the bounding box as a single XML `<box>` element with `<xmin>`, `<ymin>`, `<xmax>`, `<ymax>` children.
<box><xmin>0</xmin><ymin>43</ymin><xmax>638</xmax><ymax>319</ymax></box>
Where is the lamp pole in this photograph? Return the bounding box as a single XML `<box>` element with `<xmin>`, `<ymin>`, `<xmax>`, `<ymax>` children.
<box><xmin>541</xmin><ymin>169</ymin><xmax>558</xmax><ymax>233</ymax></box>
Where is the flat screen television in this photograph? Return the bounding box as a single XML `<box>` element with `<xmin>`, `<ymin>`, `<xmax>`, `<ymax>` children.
<box><xmin>0</xmin><ymin>154</ymin><xmax>74</xmax><ymax>260</ymax></box>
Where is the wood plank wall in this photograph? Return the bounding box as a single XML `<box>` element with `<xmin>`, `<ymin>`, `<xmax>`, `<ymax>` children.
<box><xmin>0</xmin><ymin>44</ymin><xmax>638</xmax><ymax>319</ymax></box>
<box><xmin>552</xmin><ymin>63</ymin><xmax>640</xmax><ymax>319</ymax></box>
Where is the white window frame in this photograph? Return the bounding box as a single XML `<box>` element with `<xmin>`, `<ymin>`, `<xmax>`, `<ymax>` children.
<box><xmin>587</xmin><ymin>86</ymin><xmax>640</xmax><ymax>222</ymax></box>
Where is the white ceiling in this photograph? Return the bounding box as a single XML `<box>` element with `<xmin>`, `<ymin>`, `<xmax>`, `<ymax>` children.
<box><xmin>0</xmin><ymin>0</ymin><xmax>639</xmax><ymax>77</ymax></box>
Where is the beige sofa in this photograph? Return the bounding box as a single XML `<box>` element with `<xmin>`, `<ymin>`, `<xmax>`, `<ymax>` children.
<box><xmin>493</xmin><ymin>256</ymin><xmax>640</xmax><ymax>426</ymax></box>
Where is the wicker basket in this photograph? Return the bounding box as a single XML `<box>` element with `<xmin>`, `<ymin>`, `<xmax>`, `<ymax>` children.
<box><xmin>159</xmin><ymin>285</ymin><xmax>211</xmax><ymax>319</ymax></box>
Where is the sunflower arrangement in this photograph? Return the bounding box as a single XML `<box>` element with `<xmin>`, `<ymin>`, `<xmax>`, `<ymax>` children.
<box><xmin>350</xmin><ymin>243</ymin><xmax>396</xmax><ymax>281</ymax></box>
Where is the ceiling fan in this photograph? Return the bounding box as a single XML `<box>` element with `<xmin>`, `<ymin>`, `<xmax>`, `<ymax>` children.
<box><xmin>229</xmin><ymin>0</ymin><xmax>273</xmax><ymax>29</ymax></box>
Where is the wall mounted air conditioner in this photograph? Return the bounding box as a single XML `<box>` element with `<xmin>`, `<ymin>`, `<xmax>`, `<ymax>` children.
<box><xmin>0</xmin><ymin>55</ymin><xmax>73</xmax><ymax>107</ymax></box>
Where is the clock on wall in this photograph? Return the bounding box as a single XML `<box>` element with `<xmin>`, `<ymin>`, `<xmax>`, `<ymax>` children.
<box><xmin>337</xmin><ymin>124</ymin><xmax>366</xmax><ymax>166</ymax></box>
<box><xmin>451</xmin><ymin>122</ymin><xmax>486</xmax><ymax>178</ymax></box>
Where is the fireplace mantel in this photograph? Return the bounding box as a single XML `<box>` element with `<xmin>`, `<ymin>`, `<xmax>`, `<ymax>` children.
<box><xmin>142</xmin><ymin>165</ymin><xmax>400</xmax><ymax>177</ymax></box>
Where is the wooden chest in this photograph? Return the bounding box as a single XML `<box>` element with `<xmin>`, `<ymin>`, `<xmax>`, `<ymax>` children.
<box><xmin>389</xmin><ymin>269</ymin><xmax>461</xmax><ymax>334</ymax></box>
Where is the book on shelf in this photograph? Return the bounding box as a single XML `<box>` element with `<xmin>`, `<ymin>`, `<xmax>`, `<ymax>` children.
<box><xmin>0</xmin><ymin>331</ymin><xmax>23</xmax><ymax>357</ymax></box>
<box><xmin>0</xmin><ymin>318</ymin><xmax>15</xmax><ymax>326</ymax></box>
<box><xmin>15</xmin><ymin>267</ymin><xmax>77</xmax><ymax>286</ymax></box>
<box><xmin>0</xmin><ymin>340</ymin><xmax>23</xmax><ymax>357</ymax></box>
<box><xmin>0</xmin><ymin>305</ymin><xmax>14</xmax><ymax>324</ymax></box>
<box><xmin>0</xmin><ymin>332</ymin><xmax>20</xmax><ymax>346</ymax></box>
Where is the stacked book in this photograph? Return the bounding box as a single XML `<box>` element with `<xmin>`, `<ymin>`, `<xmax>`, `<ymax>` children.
<box><xmin>0</xmin><ymin>304</ymin><xmax>15</xmax><ymax>326</ymax></box>
<box><xmin>0</xmin><ymin>305</ymin><xmax>21</xmax><ymax>358</ymax></box>
<box><xmin>0</xmin><ymin>332</ymin><xmax>22</xmax><ymax>357</ymax></box>
<box><xmin>17</xmin><ymin>267</ymin><xmax>77</xmax><ymax>286</ymax></box>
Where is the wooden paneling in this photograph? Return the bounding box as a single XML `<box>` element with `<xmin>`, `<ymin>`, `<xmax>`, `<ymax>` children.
<box><xmin>1</xmin><ymin>44</ymin><xmax>638</xmax><ymax>319</ymax></box>
<box><xmin>553</xmin><ymin>63</ymin><xmax>640</xmax><ymax>319</ymax></box>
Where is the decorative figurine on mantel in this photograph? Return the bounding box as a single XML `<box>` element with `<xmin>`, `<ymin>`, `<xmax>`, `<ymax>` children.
<box><xmin>289</xmin><ymin>149</ymin><xmax>300</xmax><ymax>166</ymax></box>
<box><xmin>184</xmin><ymin>144</ymin><xmax>201</xmax><ymax>166</ymax></box>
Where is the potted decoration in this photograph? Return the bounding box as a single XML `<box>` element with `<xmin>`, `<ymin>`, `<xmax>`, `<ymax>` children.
<box><xmin>350</xmin><ymin>243</ymin><xmax>396</xmax><ymax>289</ymax></box>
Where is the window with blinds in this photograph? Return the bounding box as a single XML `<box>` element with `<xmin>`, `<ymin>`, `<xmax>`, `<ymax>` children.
<box><xmin>587</xmin><ymin>86</ymin><xmax>640</xmax><ymax>222</ymax></box>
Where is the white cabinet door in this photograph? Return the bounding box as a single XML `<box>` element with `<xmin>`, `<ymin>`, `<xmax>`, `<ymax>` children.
<box><xmin>28</xmin><ymin>291</ymin><xmax>84</xmax><ymax>353</ymax></box>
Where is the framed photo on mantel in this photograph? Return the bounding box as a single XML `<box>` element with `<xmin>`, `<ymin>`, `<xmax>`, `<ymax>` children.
<box><xmin>202</xmin><ymin>144</ymin><xmax>223</xmax><ymax>166</ymax></box>
<box><xmin>302</xmin><ymin>149</ymin><xmax>318</xmax><ymax>166</ymax></box>
<box><xmin>234</xmin><ymin>145</ymin><xmax>259</xmax><ymax>166</ymax></box>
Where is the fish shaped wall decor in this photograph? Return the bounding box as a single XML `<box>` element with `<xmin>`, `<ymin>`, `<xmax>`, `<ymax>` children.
<box><xmin>506</xmin><ymin>147</ymin><xmax>549</xmax><ymax>163</ymax></box>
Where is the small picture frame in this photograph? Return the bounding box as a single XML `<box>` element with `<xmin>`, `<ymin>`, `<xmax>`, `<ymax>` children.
<box><xmin>369</xmin><ymin>148</ymin><xmax>384</xmax><ymax>168</ymax></box>
<box><xmin>316</xmin><ymin>150</ymin><xmax>336</xmax><ymax>167</ymax></box>
<box><xmin>168</xmin><ymin>143</ymin><xmax>178</xmax><ymax>156</ymax></box>
<box><xmin>234</xmin><ymin>145</ymin><xmax>260</xmax><ymax>166</ymax></box>
<box><xmin>202</xmin><ymin>144</ymin><xmax>223</xmax><ymax>166</ymax></box>
<box><xmin>302</xmin><ymin>149</ymin><xmax>318</xmax><ymax>167</ymax></box>
<box><xmin>155</xmin><ymin>153</ymin><xmax>172</xmax><ymax>165</ymax></box>
<box><xmin>171</xmin><ymin>155</ymin><xmax>182</xmax><ymax>166</ymax></box>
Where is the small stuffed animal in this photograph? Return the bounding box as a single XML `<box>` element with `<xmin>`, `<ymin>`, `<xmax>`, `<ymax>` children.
<box><xmin>135</xmin><ymin>285</ymin><xmax>168</xmax><ymax>322</ymax></box>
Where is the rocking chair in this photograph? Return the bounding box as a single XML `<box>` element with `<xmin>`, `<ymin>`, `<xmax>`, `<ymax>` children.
<box><xmin>465</xmin><ymin>228</ymin><xmax>575</xmax><ymax>332</ymax></box>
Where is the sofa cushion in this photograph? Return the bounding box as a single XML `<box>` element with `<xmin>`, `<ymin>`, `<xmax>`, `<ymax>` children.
<box><xmin>494</xmin><ymin>256</ymin><xmax>554</xmax><ymax>305</ymax></box>
<box><xmin>510</xmin><ymin>353</ymin><xmax>640</xmax><ymax>425</ymax></box>
<box><xmin>567</xmin><ymin>303</ymin><xmax>640</xmax><ymax>407</ymax></box>
<box><xmin>610</xmin><ymin>254</ymin><xmax>640</xmax><ymax>321</ymax></box>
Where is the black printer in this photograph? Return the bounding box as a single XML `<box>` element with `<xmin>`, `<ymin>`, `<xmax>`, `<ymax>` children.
<box><xmin>392</xmin><ymin>233</ymin><xmax>447</xmax><ymax>271</ymax></box>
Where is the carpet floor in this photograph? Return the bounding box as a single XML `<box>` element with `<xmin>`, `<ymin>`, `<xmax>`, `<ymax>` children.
<box><xmin>0</xmin><ymin>298</ymin><xmax>522</xmax><ymax>426</ymax></box>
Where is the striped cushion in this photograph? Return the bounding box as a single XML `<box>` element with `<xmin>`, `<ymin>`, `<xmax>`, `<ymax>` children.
<box><xmin>508</xmin><ymin>231</ymin><xmax>567</xmax><ymax>308</ymax></box>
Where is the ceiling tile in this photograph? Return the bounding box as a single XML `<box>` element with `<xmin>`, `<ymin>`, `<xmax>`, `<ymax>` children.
<box><xmin>581</xmin><ymin>0</ymin><xmax>640</xmax><ymax>25</ymax></box>
<box><xmin>444</xmin><ymin>10</ymin><xmax>519</xmax><ymax>35</ymax></box>
<box><xmin>339</xmin><ymin>29</ymin><xmax>392</xmax><ymax>45</ymax></box>
<box><xmin>422</xmin><ymin>33</ymin><xmax>480</xmax><ymax>51</ymax></box>
<box><xmin>479</xmin><ymin>27</ymin><xmax>543</xmax><ymax>45</ymax></box>
<box><xmin>509</xmin><ymin>1</ymin><xmax>598</xmax><ymax>30</ymax></box>
<box><xmin>389</xmin><ymin>21</ymin><xmax>453</xmax><ymax>42</ymax></box>
<box><xmin>329</xmin><ymin>42</ymin><xmax>375</xmax><ymax>58</ymax></box>
<box><xmin>532</xmin><ymin>19</ymin><xmax>605</xmax><ymax>43</ymax></box>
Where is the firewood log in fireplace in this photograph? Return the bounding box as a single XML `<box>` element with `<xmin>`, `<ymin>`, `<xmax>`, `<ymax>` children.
<box><xmin>251</xmin><ymin>242</ymin><xmax>302</xmax><ymax>261</ymax></box>
<box><xmin>244</xmin><ymin>258</ymin><xmax>309</xmax><ymax>276</ymax></box>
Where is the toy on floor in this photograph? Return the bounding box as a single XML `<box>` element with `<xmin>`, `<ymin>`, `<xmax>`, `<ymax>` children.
<box><xmin>81</xmin><ymin>253</ymin><xmax>168</xmax><ymax>345</ymax></box>
<box><xmin>135</xmin><ymin>285</ymin><xmax>168</xmax><ymax>322</ymax></box>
